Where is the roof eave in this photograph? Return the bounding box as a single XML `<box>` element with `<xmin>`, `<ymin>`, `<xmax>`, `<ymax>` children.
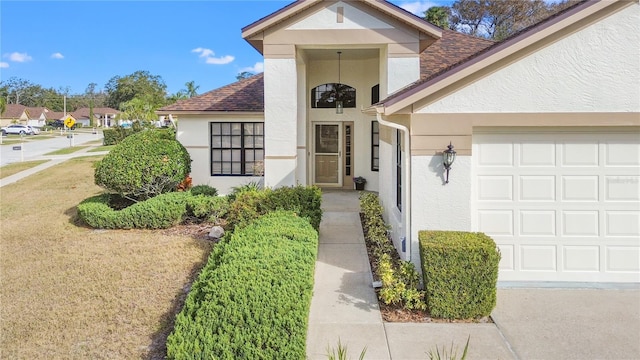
<box><xmin>155</xmin><ymin>110</ymin><xmax>264</xmax><ymax>116</ymax></box>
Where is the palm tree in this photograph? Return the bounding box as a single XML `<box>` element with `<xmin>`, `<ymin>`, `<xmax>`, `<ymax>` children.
<box><xmin>0</xmin><ymin>97</ymin><xmax>6</xmax><ymax>117</ymax></box>
<box><xmin>185</xmin><ymin>81</ymin><xmax>200</xmax><ymax>98</ymax></box>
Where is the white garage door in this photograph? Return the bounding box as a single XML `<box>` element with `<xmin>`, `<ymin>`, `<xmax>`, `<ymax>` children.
<box><xmin>473</xmin><ymin>131</ymin><xmax>640</xmax><ymax>283</ymax></box>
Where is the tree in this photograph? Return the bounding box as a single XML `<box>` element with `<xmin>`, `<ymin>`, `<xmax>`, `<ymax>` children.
<box><xmin>104</xmin><ymin>70</ymin><xmax>167</xmax><ymax>110</ymax></box>
<box><xmin>424</xmin><ymin>6</ymin><xmax>451</xmax><ymax>29</ymax></box>
<box><xmin>0</xmin><ymin>97</ymin><xmax>5</xmax><ymax>117</ymax></box>
<box><xmin>426</xmin><ymin>0</ymin><xmax>579</xmax><ymax>41</ymax></box>
<box><xmin>89</xmin><ymin>100</ymin><xmax>95</xmax><ymax>128</ymax></box>
<box><xmin>236</xmin><ymin>71</ymin><xmax>254</xmax><ymax>81</ymax></box>
<box><xmin>184</xmin><ymin>81</ymin><xmax>200</xmax><ymax>98</ymax></box>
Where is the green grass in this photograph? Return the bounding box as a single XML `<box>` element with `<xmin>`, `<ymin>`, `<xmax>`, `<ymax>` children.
<box><xmin>43</xmin><ymin>146</ymin><xmax>89</xmax><ymax>156</ymax></box>
<box><xmin>0</xmin><ymin>160</ymin><xmax>50</xmax><ymax>179</ymax></box>
<box><xmin>88</xmin><ymin>145</ymin><xmax>114</xmax><ymax>152</ymax></box>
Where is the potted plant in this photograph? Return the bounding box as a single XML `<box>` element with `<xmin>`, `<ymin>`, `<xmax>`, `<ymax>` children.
<box><xmin>353</xmin><ymin>176</ymin><xmax>367</xmax><ymax>191</ymax></box>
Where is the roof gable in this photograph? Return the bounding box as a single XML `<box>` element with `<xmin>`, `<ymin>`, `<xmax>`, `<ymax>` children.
<box><xmin>378</xmin><ymin>0</ymin><xmax>634</xmax><ymax>115</ymax></box>
<box><xmin>2</xmin><ymin>104</ymin><xmax>27</xmax><ymax>118</ymax></box>
<box><xmin>287</xmin><ymin>1</ymin><xmax>393</xmax><ymax>30</ymax></box>
<box><xmin>242</xmin><ymin>0</ymin><xmax>441</xmax><ymax>54</ymax></box>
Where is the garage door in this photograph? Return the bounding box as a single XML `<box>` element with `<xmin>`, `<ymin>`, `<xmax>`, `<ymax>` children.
<box><xmin>473</xmin><ymin>131</ymin><xmax>640</xmax><ymax>283</ymax></box>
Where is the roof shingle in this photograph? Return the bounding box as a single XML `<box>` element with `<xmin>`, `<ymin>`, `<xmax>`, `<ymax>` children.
<box><xmin>158</xmin><ymin>74</ymin><xmax>264</xmax><ymax>113</ymax></box>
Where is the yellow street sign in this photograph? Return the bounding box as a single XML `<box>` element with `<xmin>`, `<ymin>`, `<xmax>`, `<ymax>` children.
<box><xmin>64</xmin><ymin>117</ymin><xmax>76</xmax><ymax>128</ymax></box>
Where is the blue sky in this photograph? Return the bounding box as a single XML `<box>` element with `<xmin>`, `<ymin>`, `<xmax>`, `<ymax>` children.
<box><xmin>0</xmin><ymin>1</ymin><xmax>452</xmax><ymax>96</ymax></box>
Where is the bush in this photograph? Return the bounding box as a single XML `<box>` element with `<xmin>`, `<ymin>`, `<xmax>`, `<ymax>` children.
<box><xmin>359</xmin><ymin>192</ymin><xmax>426</xmax><ymax>311</ymax></box>
<box><xmin>419</xmin><ymin>231</ymin><xmax>501</xmax><ymax>319</ymax></box>
<box><xmin>77</xmin><ymin>192</ymin><xmax>188</xmax><ymax>229</ymax></box>
<box><xmin>185</xmin><ymin>195</ymin><xmax>228</xmax><ymax>223</ymax></box>
<box><xmin>167</xmin><ymin>211</ymin><xmax>318</xmax><ymax>359</ymax></box>
<box><xmin>190</xmin><ymin>184</ymin><xmax>218</xmax><ymax>197</ymax></box>
<box><xmin>225</xmin><ymin>185</ymin><xmax>322</xmax><ymax>232</ymax></box>
<box><xmin>102</xmin><ymin>127</ymin><xmax>135</xmax><ymax>145</ymax></box>
<box><xmin>94</xmin><ymin>129</ymin><xmax>191</xmax><ymax>200</ymax></box>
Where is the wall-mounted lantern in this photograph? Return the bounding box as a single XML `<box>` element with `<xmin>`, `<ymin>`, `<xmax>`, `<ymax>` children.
<box><xmin>443</xmin><ymin>142</ymin><xmax>456</xmax><ymax>184</ymax></box>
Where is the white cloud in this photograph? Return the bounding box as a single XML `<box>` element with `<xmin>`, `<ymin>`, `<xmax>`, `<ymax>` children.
<box><xmin>239</xmin><ymin>62</ymin><xmax>264</xmax><ymax>74</ymax></box>
<box><xmin>51</xmin><ymin>52</ymin><xmax>64</xmax><ymax>59</ymax></box>
<box><xmin>0</xmin><ymin>62</ymin><xmax>9</xmax><ymax>68</ymax></box>
<box><xmin>192</xmin><ymin>47</ymin><xmax>215</xmax><ymax>58</ymax></box>
<box><xmin>396</xmin><ymin>1</ymin><xmax>439</xmax><ymax>16</ymax></box>
<box><xmin>192</xmin><ymin>47</ymin><xmax>234</xmax><ymax>65</ymax></box>
<box><xmin>205</xmin><ymin>55</ymin><xmax>235</xmax><ymax>65</ymax></box>
<box><xmin>6</xmin><ymin>52</ymin><xmax>33</xmax><ymax>62</ymax></box>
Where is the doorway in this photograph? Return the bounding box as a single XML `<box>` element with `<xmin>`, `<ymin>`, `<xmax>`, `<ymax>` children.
<box><xmin>312</xmin><ymin>122</ymin><xmax>353</xmax><ymax>188</ymax></box>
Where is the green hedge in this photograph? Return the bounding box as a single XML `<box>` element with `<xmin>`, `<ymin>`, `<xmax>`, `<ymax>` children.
<box><xmin>78</xmin><ymin>192</ymin><xmax>188</xmax><ymax>229</ymax></box>
<box><xmin>95</xmin><ymin>129</ymin><xmax>191</xmax><ymax>200</ymax></box>
<box><xmin>418</xmin><ymin>231</ymin><xmax>501</xmax><ymax>319</ymax></box>
<box><xmin>167</xmin><ymin>211</ymin><xmax>318</xmax><ymax>359</ymax></box>
<box><xmin>225</xmin><ymin>185</ymin><xmax>322</xmax><ymax>231</ymax></box>
<box><xmin>78</xmin><ymin>192</ymin><xmax>229</xmax><ymax>229</ymax></box>
<box><xmin>102</xmin><ymin>127</ymin><xmax>135</xmax><ymax>145</ymax></box>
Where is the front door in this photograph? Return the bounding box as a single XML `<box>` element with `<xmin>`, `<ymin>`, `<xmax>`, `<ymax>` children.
<box><xmin>313</xmin><ymin>123</ymin><xmax>341</xmax><ymax>186</ymax></box>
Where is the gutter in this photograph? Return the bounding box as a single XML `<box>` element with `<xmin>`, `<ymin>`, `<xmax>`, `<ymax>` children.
<box><xmin>376</xmin><ymin>110</ymin><xmax>412</xmax><ymax>262</ymax></box>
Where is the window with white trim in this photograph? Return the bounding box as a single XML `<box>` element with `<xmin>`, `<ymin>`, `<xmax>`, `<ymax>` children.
<box><xmin>210</xmin><ymin>122</ymin><xmax>264</xmax><ymax>176</ymax></box>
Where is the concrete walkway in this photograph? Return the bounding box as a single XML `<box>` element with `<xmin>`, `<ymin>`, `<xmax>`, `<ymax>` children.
<box><xmin>307</xmin><ymin>190</ymin><xmax>640</xmax><ymax>360</ymax></box>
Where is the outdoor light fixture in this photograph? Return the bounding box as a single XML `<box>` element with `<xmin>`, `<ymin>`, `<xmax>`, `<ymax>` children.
<box><xmin>443</xmin><ymin>142</ymin><xmax>456</xmax><ymax>184</ymax></box>
<box><xmin>336</xmin><ymin>51</ymin><xmax>343</xmax><ymax>114</ymax></box>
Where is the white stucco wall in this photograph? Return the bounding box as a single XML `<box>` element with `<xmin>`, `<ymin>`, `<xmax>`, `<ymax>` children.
<box><xmin>264</xmin><ymin>58</ymin><xmax>299</xmax><ymax>188</ymax></box>
<box><xmin>378</xmin><ymin>135</ymin><xmax>407</xmax><ymax>259</ymax></box>
<box><xmin>287</xmin><ymin>1</ymin><xmax>393</xmax><ymax>30</ymax></box>
<box><xmin>418</xmin><ymin>4</ymin><xmax>640</xmax><ymax>113</ymax></box>
<box><xmin>387</xmin><ymin>57</ymin><xmax>420</xmax><ymax>94</ymax></box>
<box><xmin>176</xmin><ymin>115</ymin><xmax>264</xmax><ymax>195</ymax></box>
<box><xmin>410</xmin><ymin>155</ymin><xmax>472</xmax><ymax>264</ymax></box>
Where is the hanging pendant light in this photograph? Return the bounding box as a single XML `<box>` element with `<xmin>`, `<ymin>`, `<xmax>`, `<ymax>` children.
<box><xmin>336</xmin><ymin>51</ymin><xmax>343</xmax><ymax>114</ymax></box>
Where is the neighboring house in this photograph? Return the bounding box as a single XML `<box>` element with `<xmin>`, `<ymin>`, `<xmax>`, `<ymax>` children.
<box><xmin>158</xmin><ymin>0</ymin><xmax>640</xmax><ymax>283</ymax></box>
<box><xmin>0</xmin><ymin>104</ymin><xmax>29</xmax><ymax>126</ymax></box>
<box><xmin>72</xmin><ymin>107</ymin><xmax>120</xmax><ymax>127</ymax></box>
<box><xmin>25</xmin><ymin>107</ymin><xmax>50</xmax><ymax>127</ymax></box>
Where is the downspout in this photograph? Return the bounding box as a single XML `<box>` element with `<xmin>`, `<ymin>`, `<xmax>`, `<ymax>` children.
<box><xmin>376</xmin><ymin>111</ymin><xmax>412</xmax><ymax>262</ymax></box>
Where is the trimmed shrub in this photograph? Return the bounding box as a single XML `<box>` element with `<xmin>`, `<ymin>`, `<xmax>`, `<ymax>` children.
<box><xmin>185</xmin><ymin>194</ymin><xmax>228</xmax><ymax>223</ymax></box>
<box><xmin>225</xmin><ymin>185</ymin><xmax>322</xmax><ymax>232</ymax></box>
<box><xmin>167</xmin><ymin>211</ymin><xmax>318</xmax><ymax>359</ymax></box>
<box><xmin>419</xmin><ymin>231</ymin><xmax>501</xmax><ymax>319</ymax></box>
<box><xmin>77</xmin><ymin>192</ymin><xmax>188</xmax><ymax>229</ymax></box>
<box><xmin>102</xmin><ymin>127</ymin><xmax>135</xmax><ymax>145</ymax></box>
<box><xmin>95</xmin><ymin>129</ymin><xmax>191</xmax><ymax>200</ymax></box>
<box><xmin>190</xmin><ymin>184</ymin><xmax>218</xmax><ymax>197</ymax></box>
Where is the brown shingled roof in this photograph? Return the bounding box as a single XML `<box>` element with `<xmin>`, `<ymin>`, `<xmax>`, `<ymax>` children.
<box><xmin>2</xmin><ymin>104</ymin><xmax>27</xmax><ymax>118</ymax></box>
<box><xmin>421</xmin><ymin>30</ymin><xmax>494</xmax><ymax>80</ymax></box>
<box><xmin>158</xmin><ymin>74</ymin><xmax>264</xmax><ymax>113</ymax></box>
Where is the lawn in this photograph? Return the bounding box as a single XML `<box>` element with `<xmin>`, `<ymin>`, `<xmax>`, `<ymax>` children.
<box><xmin>0</xmin><ymin>156</ymin><xmax>213</xmax><ymax>359</ymax></box>
<box><xmin>44</xmin><ymin>145</ymin><xmax>89</xmax><ymax>155</ymax></box>
<box><xmin>0</xmin><ymin>159</ymin><xmax>50</xmax><ymax>179</ymax></box>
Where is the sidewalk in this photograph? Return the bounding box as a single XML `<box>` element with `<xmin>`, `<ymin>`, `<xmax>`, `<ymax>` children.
<box><xmin>307</xmin><ymin>190</ymin><xmax>640</xmax><ymax>360</ymax></box>
<box><xmin>0</xmin><ymin>145</ymin><xmax>107</xmax><ymax>188</ymax></box>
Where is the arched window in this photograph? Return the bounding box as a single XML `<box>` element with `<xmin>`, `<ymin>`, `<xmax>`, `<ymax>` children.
<box><xmin>311</xmin><ymin>83</ymin><xmax>356</xmax><ymax>109</ymax></box>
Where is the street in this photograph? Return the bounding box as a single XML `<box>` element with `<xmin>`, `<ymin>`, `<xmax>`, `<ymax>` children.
<box><xmin>0</xmin><ymin>131</ymin><xmax>103</xmax><ymax>167</ymax></box>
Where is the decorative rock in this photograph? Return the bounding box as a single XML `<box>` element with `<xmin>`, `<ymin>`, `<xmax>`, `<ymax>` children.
<box><xmin>208</xmin><ymin>226</ymin><xmax>225</xmax><ymax>240</ymax></box>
